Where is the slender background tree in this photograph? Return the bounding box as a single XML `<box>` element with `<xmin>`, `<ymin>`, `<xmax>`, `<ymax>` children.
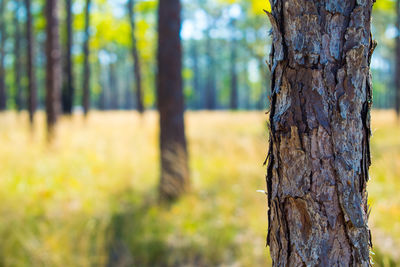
<box><xmin>14</xmin><ymin>0</ymin><xmax>23</xmax><ymax>111</ymax></box>
<box><xmin>396</xmin><ymin>0</ymin><xmax>400</xmax><ymax>118</ymax></box>
<box><xmin>25</xmin><ymin>0</ymin><xmax>37</xmax><ymax>125</ymax></box>
<box><xmin>45</xmin><ymin>0</ymin><xmax>61</xmax><ymax>136</ymax></box>
<box><xmin>82</xmin><ymin>0</ymin><xmax>91</xmax><ymax>116</ymax></box>
<box><xmin>62</xmin><ymin>0</ymin><xmax>74</xmax><ymax>114</ymax></box>
<box><xmin>0</xmin><ymin>0</ymin><xmax>7</xmax><ymax>111</ymax></box>
<box><xmin>127</xmin><ymin>0</ymin><xmax>144</xmax><ymax>114</ymax></box>
<box><xmin>229</xmin><ymin>19</ymin><xmax>238</xmax><ymax>110</ymax></box>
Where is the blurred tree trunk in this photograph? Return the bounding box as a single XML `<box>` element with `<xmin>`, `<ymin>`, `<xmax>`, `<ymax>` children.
<box><xmin>243</xmin><ymin>67</ymin><xmax>250</xmax><ymax>110</ymax></box>
<box><xmin>0</xmin><ymin>0</ymin><xmax>7</xmax><ymax>110</ymax></box>
<box><xmin>82</xmin><ymin>0</ymin><xmax>91</xmax><ymax>116</ymax></box>
<box><xmin>25</xmin><ymin>0</ymin><xmax>37</xmax><ymax>124</ymax></box>
<box><xmin>205</xmin><ymin>27</ymin><xmax>216</xmax><ymax>110</ymax></box>
<box><xmin>127</xmin><ymin>0</ymin><xmax>144</xmax><ymax>114</ymax></box>
<box><xmin>109</xmin><ymin>62</ymin><xmax>118</xmax><ymax>110</ymax></box>
<box><xmin>266</xmin><ymin>1</ymin><xmax>374</xmax><ymax>266</ymax></box>
<box><xmin>396</xmin><ymin>0</ymin><xmax>400</xmax><ymax>117</ymax></box>
<box><xmin>62</xmin><ymin>0</ymin><xmax>74</xmax><ymax>114</ymax></box>
<box><xmin>14</xmin><ymin>0</ymin><xmax>23</xmax><ymax>111</ymax></box>
<box><xmin>257</xmin><ymin>57</ymin><xmax>268</xmax><ymax>110</ymax></box>
<box><xmin>190</xmin><ymin>39</ymin><xmax>201</xmax><ymax>109</ymax></box>
<box><xmin>157</xmin><ymin>0</ymin><xmax>189</xmax><ymax>201</ymax></box>
<box><xmin>45</xmin><ymin>0</ymin><xmax>61</xmax><ymax>136</ymax></box>
<box><xmin>229</xmin><ymin>42</ymin><xmax>238</xmax><ymax>110</ymax></box>
<box><xmin>229</xmin><ymin>20</ymin><xmax>238</xmax><ymax>110</ymax></box>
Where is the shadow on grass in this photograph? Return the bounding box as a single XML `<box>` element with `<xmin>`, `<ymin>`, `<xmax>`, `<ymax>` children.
<box><xmin>105</xmin><ymin>191</ymin><xmax>240</xmax><ymax>267</ymax></box>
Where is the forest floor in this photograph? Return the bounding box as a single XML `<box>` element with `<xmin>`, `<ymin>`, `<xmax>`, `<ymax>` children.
<box><xmin>0</xmin><ymin>110</ymin><xmax>398</xmax><ymax>266</ymax></box>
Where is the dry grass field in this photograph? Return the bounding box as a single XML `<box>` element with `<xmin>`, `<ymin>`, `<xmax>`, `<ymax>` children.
<box><xmin>0</xmin><ymin>110</ymin><xmax>398</xmax><ymax>266</ymax></box>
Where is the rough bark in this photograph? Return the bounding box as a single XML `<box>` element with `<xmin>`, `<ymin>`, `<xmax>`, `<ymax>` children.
<box><xmin>14</xmin><ymin>0</ymin><xmax>23</xmax><ymax>111</ymax></box>
<box><xmin>396</xmin><ymin>0</ymin><xmax>400</xmax><ymax>117</ymax></box>
<box><xmin>157</xmin><ymin>0</ymin><xmax>189</xmax><ymax>201</ymax></box>
<box><xmin>46</xmin><ymin>0</ymin><xmax>61</xmax><ymax>136</ymax></box>
<box><xmin>82</xmin><ymin>0</ymin><xmax>91</xmax><ymax>116</ymax></box>
<box><xmin>265</xmin><ymin>0</ymin><xmax>375</xmax><ymax>266</ymax></box>
<box><xmin>62</xmin><ymin>0</ymin><xmax>74</xmax><ymax>114</ymax></box>
<box><xmin>25</xmin><ymin>0</ymin><xmax>37</xmax><ymax>124</ymax></box>
<box><xmin>128</xmin><ymin>0</ymin><xmax>144</xmax><ymax>114</ymax></box>
<box><xmin>0</xmin><ymin>0</ymin><xmax>7</xmax><ymax>110</ymax></box>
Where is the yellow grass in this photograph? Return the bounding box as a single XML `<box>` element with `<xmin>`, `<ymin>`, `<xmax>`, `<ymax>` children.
<box><xmin>0</xmin><ymin>110</ymin><xmax>398</xmax><ymax>266</ymax></box>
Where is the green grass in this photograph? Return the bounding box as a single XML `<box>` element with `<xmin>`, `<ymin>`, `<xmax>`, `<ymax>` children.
<box><xmin>0</xmin><ymin>111</ymin><xmax>398</xmax><ymax>266</ymax></box>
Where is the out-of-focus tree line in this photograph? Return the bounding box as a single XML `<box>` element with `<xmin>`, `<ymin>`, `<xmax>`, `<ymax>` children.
<box><xmin>0</xmin><ymin>0</ymin><xmax>398</xmax><ymax>116</ymax></box>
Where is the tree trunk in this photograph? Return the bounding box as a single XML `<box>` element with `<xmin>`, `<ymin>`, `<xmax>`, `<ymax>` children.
<box><xmin>128</xmin><ymin>0</ymin><xmax>144</xmax><ymax>114</ymax></box>
<box><xmin>265</xmin><ymin>1</ymin><xmax>375</xmax><ymax>266</ymax></box>
<box><xmin>205</xmin><ymin>28</ymin><xmax>216</xmax><ymax>110</ymax></box>
<box><xmin>62</xmin><ymin>0</ymin><xmax>74</xmax><ymax>114</ymax></box>
<box><xmin>157</xmin><ymin>0</ymin><xmax>189</xmax><ymax>201</ymax></box>
<box><xmin>396</xmin><ymin>0</ymin><xmax>400</xmax><ymax>117</ymax></box>
<box><xmin>229</xmin><ymin>29</ymin><xmax>238</xmax><ymax>110</ymax></box>
<box><xmin>14</xmin><ymin>0</ymin><xmax>23</xmax><ymax>111</ymax></box>
<box><xmin>82</xmin><ymin>0</ymin><xmax>91</xmax><ymax>116</ymax></box>
<box><xmin>46</xmin><ymin>0</ymin><xmax>61</xmax><ymax>136</ymax></box>
<box><xmin>258</xmin><ymin>57</ymin><xmax>270</xmax><ymax>110</ymax></box>
<box><xmin>25</xmin><ymin>0</ymin><xmax>37</xmax><ymax>124</ymax></box>
<box><xmin>190</xmin><ymin>39</ymin><xmax>201</xmax><ymax>109</ymax></box>
<box><xmin>0</xmin><ymin>0</ymin><xmax>7</xmax><ymax>110</ymax></box>
<box><xmin>109</xmin><ymin>62</ymin><xmax>118</xmax><ymax>110</ymax></box>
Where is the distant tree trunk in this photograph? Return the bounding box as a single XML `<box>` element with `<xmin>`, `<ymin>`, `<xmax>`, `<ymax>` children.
<box><xmin>205</xmin><ymin>28</ymin><xmax>216</xmax><ymax>110</ymax></box>
<box><xmin>229</xmin><ymin>24</ymin><xmax>238</xmax><ymax>110</ymax></box>
<box><xmin>127</xmin><ymin>0</ymin><xmax>144</xmax><ymax>113</ymax></box>
<box><xmin>45</xmin><ymin>0</ymin><xmax>61</xmax><ymax>135</ymax></box>
<box><xmin>98</xmin><ymin>63</ymin><xmax>107</xmax><ymax>110</ymax></box>
<box><xmin>396</xmin><ymin>0</ymin><xmax>400</xmax><ymax>117</ymax></box>
<box><xmin>82</xmin><ymin>0</ymin><xmax>91</xmax><ymax>116</ymax></box>
<box><xmin>62</xmin><ymin>0</ymin><xmax>74</xmax><ymax>114</ymax></box>
<box><xmin>243</xmin><ymin>67</ymin><xmax>250</xmax><ymax>110</ymax></box>
<box><xmin>266</xmin><ymin>1</ymin><xmax>374</xmax><ymax>266</ymax></box>
<box><xmin>14</xmin><ymin>0</ymin><xmax>23</xmax><ymax>111</ymax></box>
<box><xmin>109</xmin><ymin>62</ymin><xmax>118</xmax><ymax>110</ymax></box>
<box><xmin>257</xmin><ymin>57</ymin><xmax>269</xmax><ymax>110</ymax></box>
<box><xmin>0</xmin><ymin>0</ymin><xmax>7</xmax><ymax>110</ymax></box>
<box><xmin>157</xmin><ymin>0</ymin><xmax>189</xmax><ymax>201</ymax></box>
<box><xmin>190</xmin><ymin>39</ymin><xmax>201</xmax><ymax>109</ymax></box>
<box><xmin>25</xmin><ymin>0</ymin><xmax>37</xmax><ymax>124</ymax></box>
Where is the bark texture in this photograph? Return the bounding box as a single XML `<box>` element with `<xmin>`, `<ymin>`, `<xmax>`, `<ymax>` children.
<box><xmin>128</xmin><ymin>0</ymin><xmax>144</xmax><ymax>114</ymax></box>
<box><xmin>0</xmin><ymin>0</ymin><xmax>7</xmax><ymax>110</ymax></box>
<box><xmin>25</xmin><ymin>0</ymin><xmax>37</xmax><ymax>124</ymax></box>
<box><xmin>265</xmin><ymin>0</ymin><xmax>375</xmax><ymax>266</ymax></box>
<box><xmin>157</xmin><ymin>0</ymin><xmax>189</xmax><ymax>201</ymax></box>
<box><xmin>82</xmin><ymin>0</ymin><xmax>91</xmax><ymax>116</ymax></box>
<box><xmin>46</xmin><ymin>0</ymin><xmax>61</xmax><ymax>135</ymax></box>
<box><xmin>62</xmin><ymin>0</ymin><xmax>74</xmax><ymax>114</ymax></box>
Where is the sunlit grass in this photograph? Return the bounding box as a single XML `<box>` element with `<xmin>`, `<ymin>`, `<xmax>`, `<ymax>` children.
<box><xmin>0</xmin><ymin>110</ymin><xmax>398</xmax><ymax>266</ymax></box>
